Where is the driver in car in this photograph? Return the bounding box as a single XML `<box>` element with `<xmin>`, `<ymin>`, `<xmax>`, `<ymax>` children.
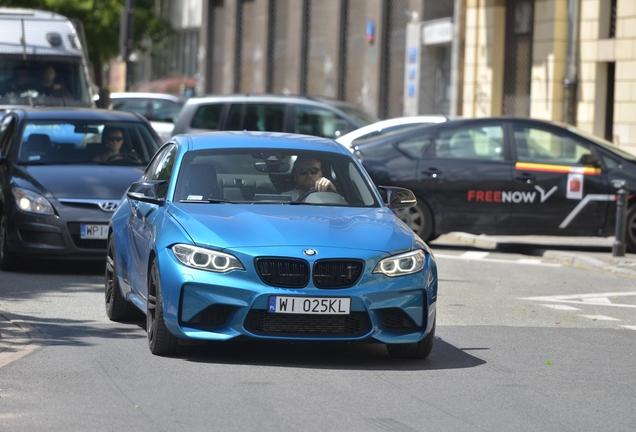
<box><xmin>93</xmin><ymin>127</ymin><xmax>134</xmax><ymax>163</ymax></box>
<box><xmin>283</xmin><ymin>156</ymin><xmax>338</xmax><ymax>200</ymax></box>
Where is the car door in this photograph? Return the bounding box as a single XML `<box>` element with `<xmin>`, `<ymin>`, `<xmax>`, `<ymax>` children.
<box><xmin>416</xmin><ymin>121</ymin><xmax>514</xmax><ymax>234</ymax></box>
<box><xmin>508</xmin><ymin>121</ymin><xmax>611</xmax><ymax>235</ymax></box>
<box><xmin>128</xmin><ymin>144</ymin><xmax>177</xmax><ymax>297</ymax></box>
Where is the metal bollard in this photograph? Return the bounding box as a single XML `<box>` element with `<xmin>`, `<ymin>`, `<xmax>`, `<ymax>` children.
<box><xmin>612</xmin><ymin>180</ymin><xmax>628</xmax><ymax>257</ymax></box>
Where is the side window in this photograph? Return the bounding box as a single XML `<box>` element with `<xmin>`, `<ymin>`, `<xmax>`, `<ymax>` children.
<box><xmin>435</xmin><ymin>125</ymin><xmax>504</xmax><ymax>160</ymax></box>
<box><xmin>191</xmin><ymin>104</ymin><xmax>223</xmax><ymax>130</ymax></box>
<box><xmin>226</xmin><ymin>103</ymin><xmax>286</xmax><ymax>132</ymax></box>
<box><xmin>0</xmin><ymin>115</ymin><xmax>16</xmax><ymax>158</ymax></box>
<box><xmin>294</xmin><ymin>106</ymin><xmax>354</xmax><ymax>139</ymax></box>
<box><xmin>513</xmin><ymin>126</ymin><xmax>591</xmax><ymax>165</ymax></box>
<box><xmin>145</xmin><ymin>144</ymin><xmax>177</xmax><ymax>198</ymax></box>
<box><xmin>396</xmin><ymin>134</ymin><xmax>433</xmax><ymax>157</ymax></box>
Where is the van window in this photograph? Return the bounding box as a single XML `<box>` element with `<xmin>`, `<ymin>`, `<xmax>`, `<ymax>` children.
<box><xmin>225</xmin><ymin>103</ymin><xmax>286</xmax><ymax>132</ymax></box>
<box><xmin>191</xmin><ymin>104</ymin><xmax>224</xmax><ymax>129</ymax></box>
<box><xmin>294</xmin><ymin>105</ymin><xmax>354</xmax><ymax>139</ymax></box>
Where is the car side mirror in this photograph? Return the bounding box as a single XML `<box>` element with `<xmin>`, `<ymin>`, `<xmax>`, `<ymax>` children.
<box><xmin>127</xmin><ymin>180</ymin><xmax>167</xmax><ymax>206</ymax></box>
<box><xmin>377</xmin><ymin>186</ymin><xmax>417</xmax><ymax>209</ymax></box>
<box><xmin>580</xmin><ymin>154</ymin><xmax>600</xmax><ymax>168</ymax></box>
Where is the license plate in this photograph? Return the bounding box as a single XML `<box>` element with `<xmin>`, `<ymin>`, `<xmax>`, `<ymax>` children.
<box><xmin>80</xmin><ymin>224</ymin><xmax>109</xmax><ymax>240</ymax></box>
<box><xmin>268</xmin><ymin>296</ymin><xmax>351</xmax><ymax>315</ymax></box>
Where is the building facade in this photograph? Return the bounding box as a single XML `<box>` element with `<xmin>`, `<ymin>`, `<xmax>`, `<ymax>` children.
<box><xmin>127</xmin><ymin>0</ymin><xmax>636</xmax><ymax>155</ymax></box>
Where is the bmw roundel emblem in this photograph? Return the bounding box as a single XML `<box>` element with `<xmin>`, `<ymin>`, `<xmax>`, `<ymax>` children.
<box><xmin>303</xmin><ymin>248</ymin><xmax>317</xmax><ymax>256</ymax></box>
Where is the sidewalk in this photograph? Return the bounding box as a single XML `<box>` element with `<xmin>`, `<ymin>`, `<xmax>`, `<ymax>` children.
<box><xmin>431</xmin><ymin>232</ymin><xmax>636</xmax><ymax>278</ymax></box>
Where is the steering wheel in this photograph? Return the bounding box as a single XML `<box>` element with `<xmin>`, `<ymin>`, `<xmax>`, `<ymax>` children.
<box><xmin>297</xmin><ymin>188</ymin><xmax>343</xmax><ymax>203</ymax></box>
<box><xmin>106</xmin><ymin>152</ymin><xmax>141</xmax><ymax>163</ymax></box>
<box><xmin>296</xmin><ymin>188</ymin><xmax>318</xmax><ymax>202</ymax></box>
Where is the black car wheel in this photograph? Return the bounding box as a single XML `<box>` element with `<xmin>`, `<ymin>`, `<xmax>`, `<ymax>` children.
<box><xmin>626</xmin><ymin>204</ymin><xmax>636</xmax><ymax>254</ymax></box>
<box><xmin>147</xmin><ymin>258</ymin><xmax>179</xmax><ymax>355</ymax></box>
<box><xmin>105</xmin><ymin>233</ymin><xmax>137</xmax><ymax>321</ymax></box>
<box><xmin>392</xmin><ymin>199</ymin><xmax>435</xmax><ymax>241</ymax></box>
<box><xmin>0</xmin><ymin>214</ymin><xmax>19</xmax><ymax>272</ymax></box>
<box><xmin>386</xmin><ymin>318</ymin><xmax>435</xmax><ymax>360</ymax></box>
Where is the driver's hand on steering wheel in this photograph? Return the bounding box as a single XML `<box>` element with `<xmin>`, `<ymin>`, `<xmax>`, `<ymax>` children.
<box><xmin>315</xmin><ymin>177</ymin><xmax>337</xmax><ymax>193</ymax></box>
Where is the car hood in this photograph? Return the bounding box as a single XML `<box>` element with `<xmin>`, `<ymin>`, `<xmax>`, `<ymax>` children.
<box><xmin>23</xmin><ymin>165</ymin><xmax>144</xmax><ymax>199</ymax></box>
<box><xmin>169</xmin><ymin>204</ymin><xmax>414</xmax><ymax>253</ymax></box>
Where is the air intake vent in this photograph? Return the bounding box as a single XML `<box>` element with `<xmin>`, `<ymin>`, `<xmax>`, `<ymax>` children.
<box><xmin>255</xmin><ymin>258</ymin><xmax>310</xmax><ymax>288</ymax></box>
<box><xmin>313</xmin><ymin>259</ymin><xmax>364</xmax><ymax>288</ymax></box>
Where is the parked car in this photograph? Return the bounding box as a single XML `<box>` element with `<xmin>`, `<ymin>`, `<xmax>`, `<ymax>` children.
<box><xmin>106</xmin><ymin>131</ymin><xmax>437</xmax><ymax>358</ymax></box>
<box><xmin>353</xmin><ymin>117</ymin><xmax>636</xmax><ymax>252</ymax></box>
<box><xmin>171</xmin><ymin>94</ymin><xmax>379</xmax><ymax>140</ymax></box>
<box><xmin>0</xmin><ymin>108</ymin><xmax>162</xmax><ymax>270</ymax></box>
<box><xmin>336</xmin><ymin>115</ymin><xmax>450</xmax><ymax>148</ymax></box>
<box><xmin>110</xmin><ymin>92</ymin><xmax>184</xmax><ymax>142</ymax></box>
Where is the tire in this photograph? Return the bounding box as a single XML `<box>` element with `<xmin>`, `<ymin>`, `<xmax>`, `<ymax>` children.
<box><xmin>626</xmin><ymin>204</ymin><xmax>636</xmax><ymax>254</ymax></box>
<box><xmin>392</xmin><ymin>199</ymin><xmax>435</xmax><ymax>242</ymax></box>
<box><xmin>386</xmin><ymin>318</ymin><xmax>435</xmax><ymax>360</ymax></box>
<box><xmin>0</xmin><ymin>213</ymin><xmax>20</xmax><ymax>272</ymax></box>
<box><xmin>105</xmin><ymin>233</ymin><xmax>137</xmax><ymax>321</ymax></box>
<box><xmin>147</xmin><ymin>258</ymin><xmax>180</xmax><ymax>355</ymax></box>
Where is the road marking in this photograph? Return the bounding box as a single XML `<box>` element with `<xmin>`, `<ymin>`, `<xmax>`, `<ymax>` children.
<box><xmin>436</xmin><ymin>253</ymin><xmax>561</xmax><ymax>267</ymax></box>
<box><xmin>621</xmin><ymin>326</ymin><xmax>636</xmax><ymax>331</ymax></box>
<box><xmin>459</xmin><ymin>251</ymin><xmax>489</xmax><ymax>259</ymax></box>
<box><xmin>523</xmin><ymin>291</ymin><xmax>636</xmax><ymax>308</ymax></box>
<box><xmin>540</xmin><ymin>304</ymin><xmax>581</xmax><ymax>311</ymax></box>
<box><xmin>578</xmin><ymin>314</ymin><xmax>621</xmax><ymax>321</ymax></box>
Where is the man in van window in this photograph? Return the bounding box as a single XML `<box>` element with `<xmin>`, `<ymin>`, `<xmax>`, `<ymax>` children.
<box><xmin>39</xmin><ymin>64</ymin><xmax>69</xmax><ymax>97</ymax></box>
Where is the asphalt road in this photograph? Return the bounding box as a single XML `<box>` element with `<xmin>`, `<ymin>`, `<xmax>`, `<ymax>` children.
<box><xmin>1</xmin><ymin>245</ymin><xmax>635</xmax><ymax>431</ymax></box>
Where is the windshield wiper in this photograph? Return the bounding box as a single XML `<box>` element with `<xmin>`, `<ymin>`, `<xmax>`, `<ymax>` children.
<box><xmin>17</xmin><ymin>161</ymin><xmax>47</xmax><ymax>165</ymax></box>
<box><xmin>179</xmin><ymin>199</ymin><xmax>234</xmax><ymax>204</ymax></box>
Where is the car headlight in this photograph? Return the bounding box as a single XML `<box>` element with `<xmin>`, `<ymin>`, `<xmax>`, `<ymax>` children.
<box><xmin>171</xmin><ymin>244</ymin><xmax>244</xmax><ymax>273</ymax></box>
<box><xmin>12</xmin><ymin>187</ymin><xmax>55</xmax><ymax>215</ymax></box>
<box><xmin>373</xmin><ymin>250</ymin><xmax>426</xmax><ymax>277</ymax></box>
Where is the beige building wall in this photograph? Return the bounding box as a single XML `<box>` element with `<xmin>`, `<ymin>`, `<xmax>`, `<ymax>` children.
<box><xmin>613</xmin><ymin>0</ymin><xmax>636</xmax><ymax>155</ymax></box>
<box><xmin>462</xmin><ymin>0</ymin><xmax>506</xmax><ymax>117</ymax></box>
<box><xmin>529</xmin><ymin>0</ymin><xmax>568</xmax><ymax>120</ymax></box>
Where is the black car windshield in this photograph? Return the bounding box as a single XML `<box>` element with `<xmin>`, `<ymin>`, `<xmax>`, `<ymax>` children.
<box><xmin>17</xmin><ymin>121</ymin><xmax>159</xmax><ymax>165</ymax></box>
<box><xmin>565</xmin><ymin>124</ymin><xmax>636</xmax><ymax>162</ymax></box>
<box><xmin>174</xmin><ymin>148</ymin><xmax>379</xmax><ymax>207</ymax></box>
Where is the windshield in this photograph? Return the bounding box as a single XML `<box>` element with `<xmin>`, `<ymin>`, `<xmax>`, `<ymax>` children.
<box><xmin>17</xmin><ymin>121</ymin><xmax>159</xmax><ymax>165</ymax></box>
<box><xmin>0</xmin><ymin>58</ymin><xmax>92</xmax><ymax>107</ymax></box>
<box><xmin>337</xmin><ymin>105</ymin><xmax>379</xmax><ymax>126</ymax></box>
<box><xmin>565</xmin><ymin>124</ymin><xmax>636</xmax><ymax>162</ymax></box>
<box><xmin>174</xmin><ymin>148</ymin><xmax>379</xmax><ymax>207</ymax></box>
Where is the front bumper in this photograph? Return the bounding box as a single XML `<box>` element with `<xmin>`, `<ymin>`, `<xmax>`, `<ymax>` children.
<box><xmin>5</xmin><ymin>204</ymin><xmax>113</xmax><ymax>260</ymax></box>
<box><xmin>150</xmin><ymin>247</ymin><xmax>438</xmax><ymax>344</ymax></box>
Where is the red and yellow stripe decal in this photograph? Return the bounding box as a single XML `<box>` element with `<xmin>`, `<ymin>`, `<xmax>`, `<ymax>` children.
<box><xmin>515</xmin><ymin>162</ymin><xmax>601</xmax><ymax>176</ymax></box>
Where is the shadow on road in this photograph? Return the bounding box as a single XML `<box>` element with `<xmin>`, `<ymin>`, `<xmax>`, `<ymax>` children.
<box><xmin>178</xmin><ymin>336</ymin><xmax>487</xmax><ymax>371</ymax></box>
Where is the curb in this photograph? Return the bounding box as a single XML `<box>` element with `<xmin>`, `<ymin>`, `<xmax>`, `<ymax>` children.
<box><xmin>0</xmin><ymin>307</ymin><xmax>45</xmax><ymax>368</ymax></box>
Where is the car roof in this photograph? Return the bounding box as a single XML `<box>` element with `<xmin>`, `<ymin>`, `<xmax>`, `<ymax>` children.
<box><xmin>110</xmin><ymin>93</ymin><xmax>184</xmax><ymax>103</ymax></box>
<box><xmin>183</xmin><ymin>93</ymin><xmax>359</xmax><ymax>107</ymax></box>
<box><xmin>185</xmin><ymin>131</ymin><xmax>351</xmax><ymax>154</ymax></box>
<box><xmin>13</xmin><ymin>107</ymin><xmax>146</xmax><ymax>122</ymax></box>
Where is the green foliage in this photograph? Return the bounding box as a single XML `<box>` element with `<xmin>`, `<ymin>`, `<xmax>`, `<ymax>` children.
<box><xmin>1</xmin><ymin>0</ymin><xmax>172</xmax><ymax>81</ymax></box>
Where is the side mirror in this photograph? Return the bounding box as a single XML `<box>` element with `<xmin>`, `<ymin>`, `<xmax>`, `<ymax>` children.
<box><xmin>580</xmin><ymin>154</ymin><xmax>601</xmax><ymax>168</ymax></box>
<box><xmin>127</xmin><ymin>180</ymin><xmax>167</xmax><ymax>206</ymax></box>
<box><xmin>377</xmin><ymin>186</ymin><xmax>417</xmax><ymax>209</ymax></box>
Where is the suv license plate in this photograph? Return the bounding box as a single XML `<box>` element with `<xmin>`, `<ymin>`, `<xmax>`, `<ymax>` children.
<box><xmin>268</xmin><ymin>296</ymin><xmax>350</xmax><ymax>315</ymax></box>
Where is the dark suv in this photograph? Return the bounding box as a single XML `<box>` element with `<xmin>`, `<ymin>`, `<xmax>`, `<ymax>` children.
<box><xmin>171</xmin><ymin>94</ymin><xmax>378</xmax><ymax>139</ymax></box>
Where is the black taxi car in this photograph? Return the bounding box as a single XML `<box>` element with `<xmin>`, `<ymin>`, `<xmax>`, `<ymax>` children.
<box><xmin>353</xmin><ymin>117</ymin><xmax>636</xmax><ymax>252</ymax></box>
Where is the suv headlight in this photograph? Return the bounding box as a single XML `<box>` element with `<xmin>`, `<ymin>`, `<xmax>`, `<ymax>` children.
<box><xmin>373</xmin><ymin>250</ymin><xmax>425</xmax><ymax>277</ymax></box>
<box><xmin>12</xmin><ymin>187</ymin><xmax>54</xmax><ymax>215</ymax></box>
<box><xmin>172</xmin><ymin>244</ymin><xmax>244</xmax><ymax>273</ymax></box>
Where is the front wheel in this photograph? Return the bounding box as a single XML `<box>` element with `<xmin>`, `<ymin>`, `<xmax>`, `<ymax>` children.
<box><xmin>386</xmin><ymin>318</ymin><xmax>435</xmax><ymax>360</ymax></box>
<box><xmin>147</xmin><ymin>258</ymin><xmax>180</xmax><ymax>355</ymax></box>
<box><xmin>0</xmin><ymin>214</ymin><xmax>20</xmax><ymax>272</ymax></box>
<box><xmin>392</xmin><ymin>199</ymin><xmax>435</xmax><ymax>242</ymax></box>
<box><xmin>625</xmin><ymin>204</ymin><xmax>636</xmax><ymax>254</ymax></box>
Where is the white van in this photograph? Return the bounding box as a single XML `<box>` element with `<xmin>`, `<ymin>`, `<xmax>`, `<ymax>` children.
<box><xmin>0</xmin><ymin>8</ymin><xmax>95</xmax><ymax>109</ymax></box>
